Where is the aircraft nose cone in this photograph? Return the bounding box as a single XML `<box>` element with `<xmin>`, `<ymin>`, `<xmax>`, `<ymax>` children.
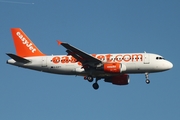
<box><xmin>163</xmin><ymin>61</ymin><xmax>173</xmax><ymax>70</ymax></box>
<box><xmin>167</xmin><ymin>61</ymin><xmax>173</xmax><ymax>69</ymax></box>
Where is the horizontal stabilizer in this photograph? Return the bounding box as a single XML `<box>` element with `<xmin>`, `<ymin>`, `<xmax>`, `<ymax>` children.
<box><xmin>6</xmin><ymin>53</ymin><xmax>30</xmax><ymax>63</ymax></box>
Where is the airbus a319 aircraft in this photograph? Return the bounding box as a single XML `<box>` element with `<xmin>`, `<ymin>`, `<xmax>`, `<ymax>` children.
<box><xmin>7</xmin><ymin>28</ymin><xmax>173</xmax><ymax>90</ymax></box>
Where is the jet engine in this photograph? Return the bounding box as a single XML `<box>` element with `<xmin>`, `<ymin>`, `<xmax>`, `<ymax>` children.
<box><xmin>99</xmin><ymin>63</ymin><xmax>126</xmax><ymax>73</ymax></box>
<box><xmin>104</xmin><ymin>74</ymin><xmax>130</xmax><ymax>85</ymax></box>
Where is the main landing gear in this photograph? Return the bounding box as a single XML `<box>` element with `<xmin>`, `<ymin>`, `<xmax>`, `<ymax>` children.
<box><xmin>145</xmin><ymin>72</ymin><xmax>150</xmax><ymax>84</ymax></box>
<box><xmin>92</xmin><ymin>78</ymin><xmax>101</xmax><ymax>90</ymax></box>
<box><xmin>92</xmin><ymin>83</ymin><xmax>99</xmax><ymax>90</ymax></box>
<box><xmin>84</xmin><ymin>75</ymin><xmax>100</xmax><ymax>90</ymax></box>
<box><xmin>84</xmin><ymin>75</ymin><xmax>93</xmax><ymax>82</ymax></box>
<box><xmin>87</xmin><ymin>75</ymin><xmax>93</xmax><ymax>82</ymax></box>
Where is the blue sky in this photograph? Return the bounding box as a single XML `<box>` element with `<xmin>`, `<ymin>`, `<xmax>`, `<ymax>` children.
<box><xmin>0</xmin><ymin>0</ymin><xmax>179</xmax><ymax>120</ymax></box>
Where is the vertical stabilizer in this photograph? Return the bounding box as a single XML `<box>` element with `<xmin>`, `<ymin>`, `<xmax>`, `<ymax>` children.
<box><xmin>11</xmin><ymin>28</ymin><xmax>45</xmax><ymax>57</ymax></box>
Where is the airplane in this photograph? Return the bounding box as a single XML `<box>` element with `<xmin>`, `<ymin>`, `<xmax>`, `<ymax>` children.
<box><xmin>6</xmin><ymin>28</ymin><xmax>173</xmax><ymax>90</ymax></box>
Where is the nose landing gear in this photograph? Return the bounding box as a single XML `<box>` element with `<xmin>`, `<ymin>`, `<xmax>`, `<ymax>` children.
<box><xmin>145</xmin><ymin>72</ymin><xmax>150</xmax><ymax>84</ymax></box>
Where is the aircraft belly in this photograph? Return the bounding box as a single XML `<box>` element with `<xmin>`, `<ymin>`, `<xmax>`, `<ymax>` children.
<box><xmin>124</xmin><ymin>63</ymin><xmax>151</xmax><ymax>73</ymax></box>
<box><xmin>124</xmin><ymin>62</ymin><xmax>159</xmax><ymax>73</ymax></box>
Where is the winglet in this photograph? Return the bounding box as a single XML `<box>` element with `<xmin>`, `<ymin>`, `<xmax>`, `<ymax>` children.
<box><xmin>57</xmin><ymin>40</ymin><xmax>62</xmax><ymax>45</ymax></box>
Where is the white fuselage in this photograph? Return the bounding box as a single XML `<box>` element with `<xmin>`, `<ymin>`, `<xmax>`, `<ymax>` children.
<box><xmin>7</xmin><ymin>53</ymin><xmax>173</xmax><ymax>77</ymax></box>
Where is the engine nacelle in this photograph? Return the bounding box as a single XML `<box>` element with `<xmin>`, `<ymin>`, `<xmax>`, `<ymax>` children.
<box><xmin>104</xmin><ymin>74</ymin><xmax>130</xmax><ymax>85</ymax></box>
<box><xmin>103</xmin><ymin>63</ymin><xmax>126</xmax><ymax>73</ymax></box>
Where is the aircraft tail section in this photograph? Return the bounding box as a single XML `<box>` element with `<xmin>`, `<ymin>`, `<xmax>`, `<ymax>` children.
<box><xmin>11</xmin><ymin>28</ymin><xmax>45</xmax><ymax>57</ymax></box>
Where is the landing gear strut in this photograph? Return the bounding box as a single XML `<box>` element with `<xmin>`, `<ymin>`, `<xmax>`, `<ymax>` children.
<box><xmin>145</xmin><ymin>72</ymin><xmax>150</xmax><ymax>84</ymax></box>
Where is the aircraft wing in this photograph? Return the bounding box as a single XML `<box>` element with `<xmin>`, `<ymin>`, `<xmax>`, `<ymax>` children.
<box><xmin>57</xmin><ymin>40</ymin><xmax>102</xmax><ymax>67</ymax></box>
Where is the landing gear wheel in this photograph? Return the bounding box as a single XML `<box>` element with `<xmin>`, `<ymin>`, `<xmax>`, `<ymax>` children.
<box><xmin>87</xmin><ymin>75</ymin><xmax>93</xmax><ymax>82</ymax></box>
<box><xmin>146</xmin><ymin>79</ymin><xmax>150</xmax><ymax>84</ymax></box>
<box><xmin>92</xmin><ymin>83</ymin><xmax>99</xmax><ymax>90</ymax></box>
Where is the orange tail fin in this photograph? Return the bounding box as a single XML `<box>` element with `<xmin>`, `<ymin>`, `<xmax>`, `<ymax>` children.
<box><xmin>11</xmin><ymin>28</ymin><xmax>45</xmax><ymax>57</ymax></box>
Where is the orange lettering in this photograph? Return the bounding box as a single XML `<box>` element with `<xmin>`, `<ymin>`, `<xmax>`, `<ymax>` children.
<box><xmin>123</xmin><ymin>54</ymin><xmax>131</xmax><ymax>62</ymax></box>
<box><xmin>97</xmin><ymin>55</ymin><xmax>105</xmax><ymax>60</ymax></box>
<box><xmin>70</xmin><ymin>56</ymin><xmax>77</xmax><ymax>63</ymax></box>
<box><xmin>61</xmin><ymin>56</ymin><xmax>69</xmax><ymax>63</ymax></box>
<box><xmin>91</xmin><ymin>54</ymin><xmax>97</xmax><ymax>57</ymax></box>
<box><xmin>52</xmin><ymin>56</ymin><xmax>60</xmax><ymax>64</ymax></box>
<box><xmin>115</xmin><ymin>55</ymin><xmax>123</xmax><ymax>62</ymax></box>
<box><xmin>132</xmin><ymin>54</ymin><xmax>143</xmax><ymax>61</ymax></box>
<box><xmin>78</xmin><ymin>62</ymin><xmax>82</xmax><ymax>66</ymax></box>
<box><xmin>106</xmin><ymin>54</ymin><xmax>113</xmax><ymax>62</ymax></box>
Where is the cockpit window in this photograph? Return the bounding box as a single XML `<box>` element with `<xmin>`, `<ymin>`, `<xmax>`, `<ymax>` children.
<box><xmin>156</xmin><ymin>57</ymin><xmax>165</xmax><ymax>60</ymax></box>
